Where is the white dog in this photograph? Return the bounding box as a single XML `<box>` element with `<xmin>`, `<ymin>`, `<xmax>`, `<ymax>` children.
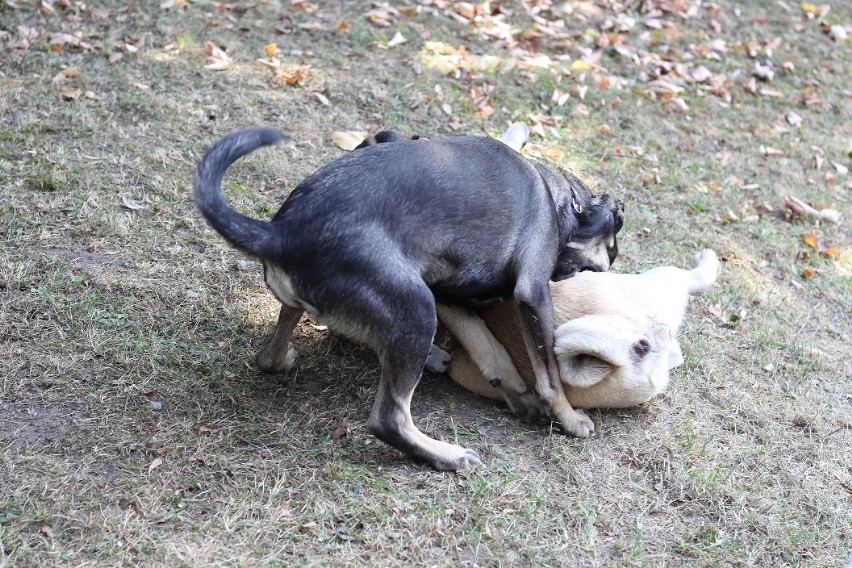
<box><xmin>441</xmin><ymin>249</ymin><xmax>721</xmax><ymax>413</ymax></box>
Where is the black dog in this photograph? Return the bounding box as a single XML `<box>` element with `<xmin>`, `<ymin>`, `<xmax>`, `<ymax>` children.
<box><xmin>195</xmin><ymin>128</ymin><xmax>623</xmax><ymax>470</ymax></box>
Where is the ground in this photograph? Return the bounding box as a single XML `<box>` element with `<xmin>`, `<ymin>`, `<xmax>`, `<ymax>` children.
<box><xmin>0</xmin><ymin>1</ymin><xmax>850</xmax><ymax>566</ymax></box>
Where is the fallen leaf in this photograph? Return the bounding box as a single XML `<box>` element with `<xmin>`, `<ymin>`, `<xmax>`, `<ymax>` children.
<box><xmin>802</xmin><ymin>232</ymin><xmax>842</xmax><ymax>256</ymax></box>
<box><xmin>60</xmin><ymin>87</ymin><xmax>83</xmax><ymax>100</ymax></box>
<box><xmin>759</xmin><ymin>146</ymin><xmax>785</xmax><ymax>157</ymax></box>
<box><xmin>121</xmin><ymin>196</ymin><xmax>146</xmax><ymax>210</ymax></box>
<box><xmin>691</xmin><ymin>65</ymin><xmax>713</xmax><ymax>83</ymax></box>
<box><xmin>827</xmin><ymin>24</ymin><xmax>847</xmax><ymax>42</ymax></box>
<box><xmin>203</xmin><ymin>41</ymin><xmax>231</xmax><ymax>71</ymax></box>
<box><xmin>785</xmin><ymin>111</ymin><xmax>803</xmax><ymax>126</ymax></box>
<box><xmin>386</xmin><ymin>31</ymin><xmax>407</xmax><ymax>47</ymax></box>
<box><xmin>331</xmin><ymin>418</ymin><xmax>349</xmax><ymax>439</ymax></box>
<box><xmin>277</xmin><ymin>65</ymin><xmax>310</xmax><ymax>86</ymax></box>
<box><xmin>199</xmin><ymin>425</ymin><xmax>220</xmax><ymax>434</ymax></box>
<box><xmin>753</xmin><ymin>62</ymin><xmax>774</xmax><ymax>82</ymax></box>
<box><xmin>707</xmin><ymin>303</ymin><xmax>723</xmax><ymax>318</ymax></box>
<box><xmin>265</xmin><ymin>42</ymin><xmax>280</xmax><ymax>59</ymax></box>
<box><xmin>49</xmin><ymin>32</ymin><xmax>80</xmax><ymax>52</ymax></box>
<box><xmin>148</xmin><ymin>457</ymin><xmax>163</xmax><ymax>473</ymax></box>
<box><xmin>801</xmin><ymin>228</ymin><xmax>822</xmax><ymax>246</ymax></box>
<box><xmin>313</xmin><ymin>92</ymin><xmax>330</xmax><ymax>106</ymax></box>
<box><xmin>802</xmin><ymin>266</ymin><xmax>815</xmax><ymax>278</ymax></box>
<box><xmin>332</xmin><ymin>131</ymin><xmax>368</xmax><ymax>151</ymax></box>
<box><xmin>51</xmin><ymin>67</ymin><xmax>80</xmax><ymax>83</ymax></box>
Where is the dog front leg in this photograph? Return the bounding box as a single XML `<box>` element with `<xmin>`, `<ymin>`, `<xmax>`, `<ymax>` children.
<box><xmin>435</xmin><ymin>302</ymin><xmax>544</xmax><ymax>422</ymax></box>
<box><xmin>256</xmin><ymin>305</ymin><xmax>303</xmax><ymax>373</ymax></box>
<box><xmin>515</xmin><ymin>282</ymin><xmax>595</xmax><ymax>437</ymax></box>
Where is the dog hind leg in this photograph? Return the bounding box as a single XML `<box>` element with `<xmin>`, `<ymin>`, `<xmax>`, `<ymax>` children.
<box><xmin>688</xmin><ymin>249</ymin><xmax>721</xmax><ymax>293</ymax></box>
<box><xmin>256</xmin><ymin>305</ymin><xmax>303</xmax><ymax>373</ymax></box>
<box><xmin>366</xmin><ymin>284</ymin><xmax>481</xmax><ymax>471</ymax></box>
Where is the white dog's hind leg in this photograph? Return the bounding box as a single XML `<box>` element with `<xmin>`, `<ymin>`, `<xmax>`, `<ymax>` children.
<box><xmin>436</xmin><ymin>302</ymin><xmax>544</xmax><ymax>421</ymax></box>
<box><xmin>435</xmin><ymin>303</ymin><xmax>526</xmax><ymax>392</ymax></box>
<box><xmin>689</xmin><ymin>249</ymin><xmax>721</xmax><ymax>293</ymax></box>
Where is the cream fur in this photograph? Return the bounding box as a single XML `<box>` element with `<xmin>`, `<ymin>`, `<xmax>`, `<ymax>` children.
<box><xmin>444</xmin><ymin>249</ymin><xmax>721</xmax><ymax>410</ymax></box>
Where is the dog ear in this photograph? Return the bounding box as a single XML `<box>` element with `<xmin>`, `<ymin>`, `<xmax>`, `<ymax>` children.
<box><xmin>554</xmin><ymin>315</ymin><xmax>644</xmax><ymax>388</ymax></box>
<box><xmin>353</xmin><ymin>130</ymin><xmax>405</xmax><ymax>150</ymax></box>
<box><xmin>558</xmin><ymin>352</ymin><xmax>615</xmax><ymax>388</ymax></box>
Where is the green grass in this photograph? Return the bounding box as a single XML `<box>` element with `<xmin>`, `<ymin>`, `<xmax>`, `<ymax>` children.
<box><xmin>1</xmin><ymin>1</ymin><xmax>850</xmax><ymax>566</ymax></box>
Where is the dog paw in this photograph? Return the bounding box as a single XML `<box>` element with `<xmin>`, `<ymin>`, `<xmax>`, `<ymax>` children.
<box><xmin>503</xmin><ymin>390</ymin><xmax>546</xmax><ymax>424</ymax></box>
<box><xmin>428</xmin><ymin>444</ymin><xmax>482</xmax><ymax>472</ymax></box>
<box><xmin>555</xmin><ymin>409</ymin><xmax>596</xmax><ymax>438</ymax></box>
<box><xmin>256</xmin><ymin>344</ymin><xmax>298</xmax><ymax>373</ymax></box>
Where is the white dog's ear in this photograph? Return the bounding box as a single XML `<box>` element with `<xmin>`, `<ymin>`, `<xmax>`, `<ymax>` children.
<box><xmin>554</xmin><ymin>315</ymin><xmax>651</xmax><ymax>388</ymax></box>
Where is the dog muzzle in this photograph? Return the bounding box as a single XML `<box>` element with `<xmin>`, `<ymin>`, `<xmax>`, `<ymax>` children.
<box><xmin>425</xmin><ymin>322</ymin><xmax>454</xmax><ymax>373</ymax></box>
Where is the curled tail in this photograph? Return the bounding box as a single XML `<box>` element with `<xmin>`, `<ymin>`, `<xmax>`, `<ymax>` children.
<box><xmin>194</xmin><ymin>127</ymin><xmax>286</xmax><ymax>258</ymax></box>
<box><xmin>688</xmin><ymin>248</ymin><xmax>721</xmax><ymax>293</ymax></box>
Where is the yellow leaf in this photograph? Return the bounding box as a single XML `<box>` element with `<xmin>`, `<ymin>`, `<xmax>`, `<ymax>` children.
<box><xmin>802</xmin><ymin>233</ymin><xmax>819</xmax><ymax>249</ymax></box>
<box><xmin>571</xmin><ymin>60</ymin><xmax>593</xmax><ymax>71</ymax></box>
<box><xmin>801</xmin><ymin>2</ymin><xmax>821</xmax><ymax>15</ymax></box>
<box><xmin>332</xmin><ymin>131</ymin><xmax>368</xmax><ymax>151</ymax></box>
<box><xmin>265</xmin><ymin>42</ymin><xmax>279</xmax><ymax>59</ymax></box>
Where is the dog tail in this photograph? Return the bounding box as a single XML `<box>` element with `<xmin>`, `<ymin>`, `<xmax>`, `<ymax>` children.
<box><xmin>687</xmin><ymin>248</ymin><xmax>721</xmax><ymax>293</ymax></box>
<box><xmin>194</xmin><ymin>127</ymin><xmax>286</xmax><ymax>259</ymax></box>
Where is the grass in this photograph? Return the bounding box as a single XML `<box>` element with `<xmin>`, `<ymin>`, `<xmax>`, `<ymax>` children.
<box><xmin>1</xmin><ymin>0</ymin><xmax>850</xmax><ymax>566</ymax></box>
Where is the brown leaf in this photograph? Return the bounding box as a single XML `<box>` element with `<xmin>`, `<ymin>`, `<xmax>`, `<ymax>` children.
<box><xmin>707</xmin><ymin>303</ymin><xmax>723</xmax><ymax>318</ymax></box>
<box><xmin>60</xmin><ymin>87</ymin><xmax>84</xmax><ymax>101</ymax></box>
<box><xmin>203</xmin><ymin>41</ymin><xmax>231</xmax><ymax>71</ymax></box>
<box><xmin>331</xmin><ymin>418</ymin><xmax>349</xmax><ymax>439</ymax></box>
<box><xmin>277</xmin><ymin>65</ymin><xmax>310</xmax><ymax>86</ymax></box>
<box><xmin>51</xmin><ymin>67</ymin><xmax>80</xmax><ymax>83</ymax></box>
<box><xmin>49</xmin><ymin>32</ymin><xmax>80</xmax><ymax>52</ymax></box>
<box><xmin>199</xmin><ymin>425</ymin><xmax>220</xmax><ymax>434</ymax></box>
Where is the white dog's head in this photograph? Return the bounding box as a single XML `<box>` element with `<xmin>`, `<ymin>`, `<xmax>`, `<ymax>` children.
<box><xmin>554</xmin><ymin>314</ymin><xmax>681</xmax><ymax>408</ymax></box>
